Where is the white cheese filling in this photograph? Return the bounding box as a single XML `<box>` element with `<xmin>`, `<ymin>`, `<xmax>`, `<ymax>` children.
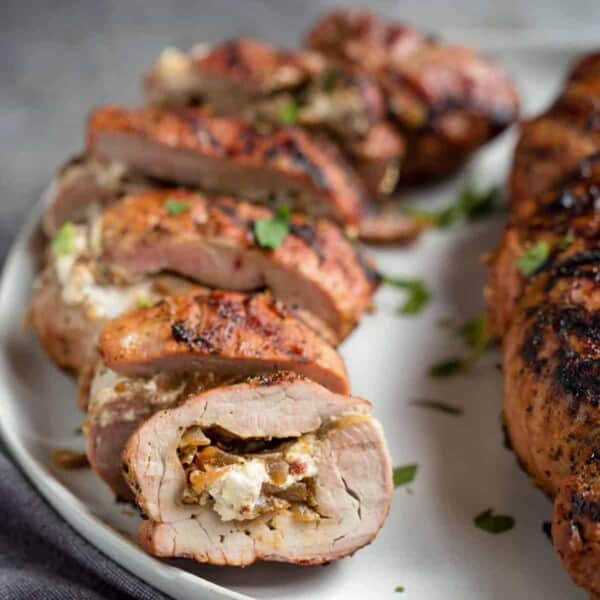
<box><xmin>53</xmin><ymin>224</ymin><xmax>155</xmax><ymax>320</ymax></box>
<box><xmin>204</xmin><ymin>436</ymin><xmax>318</xmax><ymax>522</ymax></box>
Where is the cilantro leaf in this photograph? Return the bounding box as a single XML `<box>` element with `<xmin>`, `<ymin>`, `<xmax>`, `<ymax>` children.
<box><xmin>276</xmin><ymin>98</ymin><xmax>300</xmax><ymax>125</ymax></box>
<box><xmin>474</xmin><ymin>509</ymin><xmax>515</xmax><ymax>534</ymax></box>
<box><xmin>379</xmin><ymin>273</ymin><xmax>431</xmax><ymax>315</ymax></box>
<box><xmin>395</xmin><ymin>586</ymin><xmax>405</xmax><ymax>593</ymax></box>
<box><xmin>410</xmin><ymin>398</ymin><xmax>463</xmax><ymax>416</ymax></box>
<box><xmin>164</xmin><ymin>198</ymin><xmax>190</xmax><ymax>216</ymax></box>
<box><xmin>393</xmin><ymin>464</ymin><xmax>418</xmax><ymax>488</ymax></box>
<box><xmin>254</xmin><ymin>205</ymin><xmax>291</xmax><ymax>250</ymax></box>
<box><xmin>52</xmin><ymin>222</ymin><xmax>76</xmax><ymax>256</ymax></box>
<box><xmin>516</xmin><ymin>241</ymin><xmax>550</xmax><ymax>276</ymax></box>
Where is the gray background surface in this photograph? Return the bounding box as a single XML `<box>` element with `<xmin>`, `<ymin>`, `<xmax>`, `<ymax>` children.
<box><xmin>2</xmin><ymin>0</ymin><xmax>599</xmax><ymax>260</ymax></box>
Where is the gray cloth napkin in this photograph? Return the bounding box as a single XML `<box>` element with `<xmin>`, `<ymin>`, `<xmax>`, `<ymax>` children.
<box><xmin>0</xmin><ymin>450</ymin><xmax>170</xmax><ymax>600</ymax></box>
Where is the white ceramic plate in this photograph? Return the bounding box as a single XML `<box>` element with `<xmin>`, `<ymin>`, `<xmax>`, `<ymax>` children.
<box><xmin>0</xmin><ymin>42</ymin><xmax>591</xmax><ymax>600</ymax></box>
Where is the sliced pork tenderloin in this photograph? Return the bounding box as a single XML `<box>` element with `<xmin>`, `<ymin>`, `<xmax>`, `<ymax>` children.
<box><xmin>98</xmin><ymin>189</ymin><xmax>377</xmax><ymax>342</ymax></box>
<box><xmin>306</xmin><ymin>8</ymin><xmax>519</xmax><ymax>185</ymax></box>
<box><xmin>87</xmin><ymin>293</ymin><xmax>349</xmax><ymax>498</ymax></box>
<box><xmin>122</xmin><ymin>371</ymin><xmax>392</xmax><ymax>565</ymax></box>
<box><xmin>29</xmin><ymin>220</ymin><xmax>206</xmax><ymax>377</ymax></box>
<box><xmin>86</xmin><ymin>105</ymin><xmax>368</xmax><ymax>231</ymax></box>
<box><xmin>144</xmin><ymin>38</ymin><xmax>402</xmax><ymax>198</ymax></box>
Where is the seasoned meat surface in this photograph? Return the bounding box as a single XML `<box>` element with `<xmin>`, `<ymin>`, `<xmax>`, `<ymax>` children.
<box><xmin>99</xmin><ymin>290</ymin><xmax>349</xmax><ymax>394</ymax></box>
<box><xmin>486</xmin><ymin>52</ymin><xmax>600</xmax><ymax>596</ymax></box>
<box><xmin>122</xmin><ymin>372</ymin><xmax>392</xmax><ymax>565</ymax></box>
<box><xmin>144</xmin><ymin>38</ymin><xmax>402</xmax><ymax>197</ymax></box>
<box><xmin>87</xmin><ymin>289</ymin><xmax>348</xmax><ymax>498</ymax></box>
<box><xmin>99</xmin><ymin>189</ymin><xmax>377</xmax><ymax>342</ymax></box>
<box><xmin>306</xmin><ymin>8</ymin><xmax>519</xmax><ymax>184</ymax></box>
<box><xmin>86</xmin><ymin>105</ymin><xmax>368</xmax><ymax>229</ymax></box>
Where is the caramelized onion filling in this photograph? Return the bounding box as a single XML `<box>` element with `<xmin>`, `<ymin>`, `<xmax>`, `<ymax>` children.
<box><xmin>178</xmin><ymin>428</ymin><xmax>320</xmax><ymax>522</ymax></box>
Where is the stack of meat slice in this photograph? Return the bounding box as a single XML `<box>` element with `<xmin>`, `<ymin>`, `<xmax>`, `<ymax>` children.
<box><xmin>29</xmin><ymin>7</ymin><xmax>519</xmax><ymax>569</ymax></box>
<box><xmin>486</xmin><ymin>52</ymin><xmax>600</xmax><ymax>596</ymax></box>
<box><xmin>85</xmin><ymin>296</ymin><xmax>392</xmax><ymax>564</ymax></box>
<box><xmin>143</xmin><ymin>9</ymin><xmax>518</xmax><ymax>242</ymax></box>
<box><xmin>33</xmin><ymin>184</ymin><xmax>391</xmax><ymax>564</ymax></box>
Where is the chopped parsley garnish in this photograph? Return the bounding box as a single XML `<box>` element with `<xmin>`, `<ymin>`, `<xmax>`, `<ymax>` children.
<box><xmin>317</xmin><ymin>68</ymin><xmax>339</xmax><ymax>91</ymax></box>
<box><xmin>164</xmin><ymin>198</ymin><xmax>190</xmax><ymax>216</ymax></box>
<box><xmin>516</xmin><ymin>241</ymin><xmax>550</xmax><ymax>276</ymax></box>
<box><xmin>394</xmin><ymin>586</ymin><xmax>405</xmax><ymax>593</ymax></box>
<box><xmin>393</xmin><ymin>464</ymin><xmax>418</xmax><ymax>488</ymax></box>
<box><xmin>429</xmin><ymin>314</ymin><xmax>493</xmax><ymax>378</ymax></box>
<box><xmin>474</xmin><ymin>509</ymin><xmax>515</xmax><ymax>534</ymax></box>
<box><xmin>460</xmin><ymin>314</ymin><xmax>492</xmax><ymax>355</ymax></box>
<box><xmin>136</xmin><ymin>297</ymin><xmax>155</xmax><ymax>309</ymax></box>
<box><xmin>406</xmin><ymin>183</ymin><xmax>500</xmax><ymax>228</ymax></box>
<box><xmin>410</xmin><ymin>398</ymin><xmax>463</xmax><ymax>416</ymax></box>
<box><xmin>276</xmin><ymin>98</ymin><xmax>300</xmax><ymax>125</ymax></box>
<box><xmin>559</xmin><ymin>231</ymin><xmax>574</xmax><ymax>250</ymax></box>
<box><xmin>379</xmin><ymin>273</ymin><xmax>431</xmax><ymax>315</ymax></box>
<box><xmin>254</xmin><ymin>205</ymin><xmax>291</xmax><ymax>250</ymax></box>
<box><xmin>429</xmin><ymin>358</ymin><xmax>464</xmax><ymax>378</ymax></box>
<box><xmin>51</xmin><ymin>222</ymin><xmax>76</xmax><ymax>256</ymax></box>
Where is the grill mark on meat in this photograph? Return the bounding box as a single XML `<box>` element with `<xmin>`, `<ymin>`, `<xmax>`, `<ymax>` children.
<box><xmin>571</xmin><ymin>492</ymin><xmax>600</xmax><ymax>522</ymax></box>
<box><xmin>263</xmin><ymin>138</ymin><xmax>329</xmax><ymax>192</ymax></box>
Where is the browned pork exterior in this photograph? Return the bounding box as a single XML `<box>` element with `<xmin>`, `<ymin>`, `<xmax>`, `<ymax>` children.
<box><xmin>122</xmin><ymin>372</ymin><xmax>392</xmax><ymax>565</ymax></box>
<box><xmin>144</xmin><ymin>38</ymin><xmax>403</xmax><ymax>197</ymax></box>
<box><xmin>87</xmin><ymin>292</ymin><xmax>349</xmax><ymax>498</ymax></box>
<box><xmin>99</xmin><ymin>189</ymin><xmax>377</xmax><ymax>343</ymax></box>
<box><xmin>485</xmin><ymin>52</ymin><xmax>600</xmax><ymax>597</ymax></box>
<box><xmin>306</xmin><ymin>8</ymin><xmax>519</xmax><ymax>184</ymax></box>
<box><xmin>86</xmin><ymin>105</ymin><xmax>368</xmax><ymax>230</ymax></box>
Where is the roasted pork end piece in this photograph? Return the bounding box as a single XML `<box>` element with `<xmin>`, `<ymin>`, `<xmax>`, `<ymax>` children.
<box><xmin>123</xmin><ymin>372</ymin><xmax>392</xmax><ymax>565</ymax></box>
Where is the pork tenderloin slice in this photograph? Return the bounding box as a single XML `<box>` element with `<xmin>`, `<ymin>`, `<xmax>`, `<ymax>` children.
<box><xmin>100</xmin><ymin>189</ymin><xmax>376</xmax><ymax>342</ymax></box>
<box><xmin>85</xmin><ymin>364</ymin><xmax>234</xmax><ymax>499</ymax></box>
<box><xmin>86</xmin><ymin>105</ymin><xmax>367</xmax><ymax>229</ymax></box>
<box><xmin>124</xmin><ymin>373</ymin><xmax>392</xmax><ymax>565</ymax></box>
<box><xmin>145</xmin><ymin>40</ymin><xmax>403</xmax><ymax>199</ymax></box>
<box><xmin>99</xmin><ymin>290</ymin><xmax>349</xmax><ymax>395</ymax></box>
<box><xmin>29</xmin><ymin>262</ymin><xmax>103</xmax><ymax>374</ymax></box>
<box><xmin>29</xmin><ymin>220</ymin><xmax>205</xmax><ymax>383</ymax></box>
<box><xmin>305</xmin><ymin>8</ymin><xmax>519</xmax><ymax>186</ymax></box>
<box><xmin>145</xmin><ymin>39</ymin><xmax>323</xmax><ymax>112</ymax></box>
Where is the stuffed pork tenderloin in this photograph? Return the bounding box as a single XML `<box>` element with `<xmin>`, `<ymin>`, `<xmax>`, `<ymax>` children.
<box><xmin>144</xmin><ymin>37</ymin><xmax>405</xmax><ymax>199</ymax></box>
<box><xmin>83</xmin><ymin>104</ymin><xmax>368</xmax><ymax>234</ymax></box>
<box><xmin>485</xmin><ymin>52</ymin><xmax>600</xmax><ymax>597</ymax></box>
<box><xmin>305</xmin><ymin>8</ymin><xmax>520</xmax><ymax>184</ymax></box>
<box><xmin>31</xmin><ymin>188</ymin><xmax>376</xmax><ymax>378</ymax></box>
<box><xmin>85</xmin><ymin>289</ymin><xmax>350</xmax><ymax>500</ymax></box>
<box><xmin>88</xmin><ymin>320</ymin><xmax>392</xmax><ymax>567</ymax></box>
<box><xmin>123</xmin><ymin>370</ymin><xmax>393</xmax><ymax>566</ymax></box>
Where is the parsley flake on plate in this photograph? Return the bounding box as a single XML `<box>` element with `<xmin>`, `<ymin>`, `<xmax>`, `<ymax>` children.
<box><xmin>254</xmin><ymin>205</ymin><xmax>291</xmax><ymax>250</ymax></box>
<box><xmin>474</xmin><ymin>509</ymin><xmax>515</xmax><ymax>534</ymax></box>
<box><xmin>393</xmin><ymin>464</ymin><xmax>418</xmax><ymax>488</ymax></box>
<box><xmin>51</xmin><ymin>222</ymin><xmax>77</xmax><ymax>256</ymax></box>
<box><xmin>379</xmin><ymin>273</ymin><xmax>431</xmax><ymax>315</ymax></box>
<box><xmin>429</xmin><ymin>314</ymin><xmax>493</xmax><ymax>378</ymax></box>
<box><xmin>164</xmin><ymin>198</ymin><xmax>190</xmax><ymax>216</ymax></box>
<box><xmin>394</xmin><ymin>585</ymin><xmax>405</xmax><ymax>593</ymax></box>
<box><xmin>516</xmin><ymin>240</ymin><xmax>550</xmax><ymax>276</ymax></box>
<box><xmin>410</xmin><ymin>398</ymin><xmax>463</xmax><ymax>416</ymax></box>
